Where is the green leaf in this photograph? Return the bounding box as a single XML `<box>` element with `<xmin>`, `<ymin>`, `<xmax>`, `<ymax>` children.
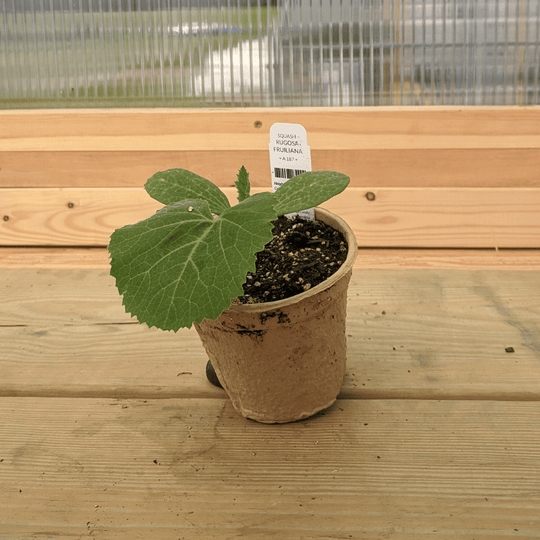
<box><xmin>235</xmin><ymin>166</ymin><xmax>250</xmax><ymax>203</ymax></box>
<box><xmin>273</xmin><ymin>171</ymin><xmax>349</xmax><ymax>216</ymax></box>
<box><xmin>109</xmin><ymin>194</ymin><xmax>277</xmax><ymax>331</ymax></box>
<box><xmin>145</xmin><ymin>168</ymin><xmax>231</xmax><ymax>214</ymax></box>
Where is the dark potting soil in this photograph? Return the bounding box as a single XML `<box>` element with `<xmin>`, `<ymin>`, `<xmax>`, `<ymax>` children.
<box><xmin>237</xmin><ymin>215</ymin><xmax>348</xmax><ymax>304</ymax></box>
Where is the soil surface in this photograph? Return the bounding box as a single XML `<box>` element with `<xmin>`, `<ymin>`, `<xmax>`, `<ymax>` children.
<box><xmin>237</xmin><ymin>215</ymin><xmax>348</xmax><ymax>304</ymax></box>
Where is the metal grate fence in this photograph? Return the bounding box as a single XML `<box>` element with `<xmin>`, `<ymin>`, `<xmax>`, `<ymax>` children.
<box><xmin>1</xmin><ymin>0</ymin><xmax>539</xmax><ymax>108</ymax></box>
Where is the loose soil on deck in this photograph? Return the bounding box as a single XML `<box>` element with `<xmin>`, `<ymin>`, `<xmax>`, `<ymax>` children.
<box><xmin>237</xmin><ymin>215</ymin><xmax>348</xmax><ymax>304</ymax></box>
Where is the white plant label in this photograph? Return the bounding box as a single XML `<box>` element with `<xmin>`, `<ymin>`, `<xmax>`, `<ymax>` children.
<box><xmin>269</xmin><ymin>122</ymin><xmax>314</xmax><ymax>220</ymax></box>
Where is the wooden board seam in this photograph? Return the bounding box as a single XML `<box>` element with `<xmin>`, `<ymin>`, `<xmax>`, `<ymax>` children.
<box><xmin>1</xmin><ymin>387</ymin><xmax>540</xmax><ymax>401</ymax></box>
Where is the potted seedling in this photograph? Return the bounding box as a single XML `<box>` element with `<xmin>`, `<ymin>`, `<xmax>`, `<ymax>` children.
<box><xmin>109</xmin><ymin>167</ymin><xmax>357</xmax><ymax>423</ymax></box>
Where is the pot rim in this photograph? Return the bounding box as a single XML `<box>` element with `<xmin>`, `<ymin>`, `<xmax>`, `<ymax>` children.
<box><xmin>225</xmin><ymin>207</ymin><xmax>357</xmax><ymax>313</ymax></box>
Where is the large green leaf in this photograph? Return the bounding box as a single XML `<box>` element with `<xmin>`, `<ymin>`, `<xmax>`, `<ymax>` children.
<box><xmin>109</xmin><ymin>194</ymin><xmax>276</xmax><ymax>331</ymax></box>
<box><xmin>273</xmin><ymin>171</ymin><xmax>349</xmax><ymax>215</ymax></box>
<box><xmin>145</xmin><ymin>168</ymin><xmax>231</xmax><ymax>214</ymax></box>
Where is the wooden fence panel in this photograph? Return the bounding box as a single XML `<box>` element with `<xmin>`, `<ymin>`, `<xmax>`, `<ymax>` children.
<box><xmin>1</xmin><ymin>107</ymin><xmax>539</xmax><ymax>249</ymax></box>
<box><xmin>1</xmin><ymin>107</ymin><xmax>540</xmax><ymax>188</ymax></box>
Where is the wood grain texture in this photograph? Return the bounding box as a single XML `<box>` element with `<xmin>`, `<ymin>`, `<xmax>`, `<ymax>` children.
<box><xmin>1</xmin><ymin>247</ymin><xmax>539</xmax><ymax>269</ymax></box>
<box><xmin>353</xmin><ymin>249</ymin><xmax>540</xmax><ymax>270</ymax></box>
<box><xmin>1</xmin><ymin>107</ymin><xmax>540</xmax><ymax>189</ymax></box>
<box><xmin>1</xmin><ymin>397</ymin><xmax>539</xmax><ymax>539</ymax></box>
<box><xmin>3</xmin><ymin>107</ymin><xmax>540</xmax><ymax>148</ymax></box>
<box><xmin>1</xmin><ymin>187</ymin><xmax>160</xmax><ymax>246</ymax></box>
<box><xmin>0</xmin><ymin>247</ymin><xmax>113</xmax><ymax>268</ymax></box>
<box><xmin>2</xmin><ymin>187</ymin><xmax>540</xmax><ymax>248</ymax></box>
<box><xmin>1</xmin><ymin>269</ymin><xmax>539</xmax><ymax>400</ymax></box>
<box><xmin>3</xmin><ymin>148</ymin><xmax>540</xmax><ymax>189</ymax></box>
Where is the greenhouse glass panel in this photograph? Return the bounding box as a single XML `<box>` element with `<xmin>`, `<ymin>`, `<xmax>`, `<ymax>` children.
<box><xmin>1</xmin><ymin>0</ymin><xmax>539</xmax><ymax>108</ymax></box>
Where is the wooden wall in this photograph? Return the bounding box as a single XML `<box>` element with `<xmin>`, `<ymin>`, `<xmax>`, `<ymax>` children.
<box><xmin>1</xmin><ymin>106</ymin><xmax>540</xmax><ymax>253</ymax></box>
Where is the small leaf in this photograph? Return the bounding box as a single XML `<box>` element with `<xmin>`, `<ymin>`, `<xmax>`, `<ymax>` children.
<box><xmin>109</xmin><ymin>194</ymin><xmax>277</xmax><ymax>331</ymax></box>
<box><xmin>145</xmin><ymin>168</ymin><xmax>231</xmax><ymax>215</ymax></box>
<box><xmin>273</xmin><ymin>171</ymin><xmax>349</xmax><ymax>216</ymax></box>
<box><xmin>235</xmin><ymin>166</ymin><xmax>250</xmax><ymax>203</ymax></box>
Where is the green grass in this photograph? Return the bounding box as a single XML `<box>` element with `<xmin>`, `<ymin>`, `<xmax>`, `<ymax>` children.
<box><xmin>1</xmin><ymin>7</ymin><xmax>277</xmax><ymax>109</ymax></box>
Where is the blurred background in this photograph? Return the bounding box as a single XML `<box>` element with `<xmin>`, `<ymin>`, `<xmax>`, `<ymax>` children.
<box><xmin>1</xmin><ymin>0</ymin><xmax>539</xmax><ymax>108</ymax></box>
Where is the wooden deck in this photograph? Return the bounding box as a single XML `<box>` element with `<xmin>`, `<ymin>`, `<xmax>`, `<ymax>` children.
<box><xmin>1</xmin><ymin>107</ymin><xmax>540</xmax><ymax>538</ymax></box>
<box><xmin>1</xmin><ymin>259</ymin><xmax>540</xmax><ymax>538</ymax></box>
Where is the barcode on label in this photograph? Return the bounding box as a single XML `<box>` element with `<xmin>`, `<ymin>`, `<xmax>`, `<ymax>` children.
<box><xmin>274</xmin><ymin>168</ymin><xmax>306</xmax><ymax>179</ymax></box>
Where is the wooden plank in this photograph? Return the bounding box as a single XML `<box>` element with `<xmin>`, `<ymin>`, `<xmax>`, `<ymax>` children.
<box><xmin>1</xmin><ymin>397</ymin><xmax>540</xmax><ymax>538</ymax></box>
<box><xmin>0</xmin><ymin>187</ymin><xmax>160</xmax><ymax>246</ymax></box>
<box><xmin>340</xmin><ymin>187</ymin><xmax>540</xmax><ymax>249</ymax></box>
<box><xmin>3</xmin><ymin>148</ymin><xmax>539</xmax><ymax>189</ymax></box>
<box><xmin>3</xmin><ymin>107</ymin><xmax>540</xmax><ymax>149</ymax></box>
<box><xmin>1</xmin><ymin>269</ymin><xmax>539</xmax><ymax>400</ymax></box>
<box><xmin>2</xmin><ymin>187</ymin><xmax>539</xmax><ymax>248</ymax></box>
<box><xmin>1</xmin><ymin>247</ymin><xmax>539</xmax><ymax>270</ymax></box>
<box><xmin>1</xmin><ymin>107</ymin><xmax>539</xmax><ymax>189</ymax></box>
<box><xmin>353</xmin><ymin>249</ymin><xmax>540</xmax><ymax>270</ymax></box>
<box><xmin>5</xmin><ymin>130</ymin><xmax>540</xmax><ymax>152</ymax></box>
<box><xmin>0</xmin><ymin>247</ymin><xmax>113</xmax><ymax>269</ymax></box>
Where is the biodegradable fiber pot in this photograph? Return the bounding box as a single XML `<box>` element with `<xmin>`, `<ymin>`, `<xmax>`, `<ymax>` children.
<box><xmin>194</xmin><ymin>207</ymin><xmax>357</xmax><ymax>424</ymax></box>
